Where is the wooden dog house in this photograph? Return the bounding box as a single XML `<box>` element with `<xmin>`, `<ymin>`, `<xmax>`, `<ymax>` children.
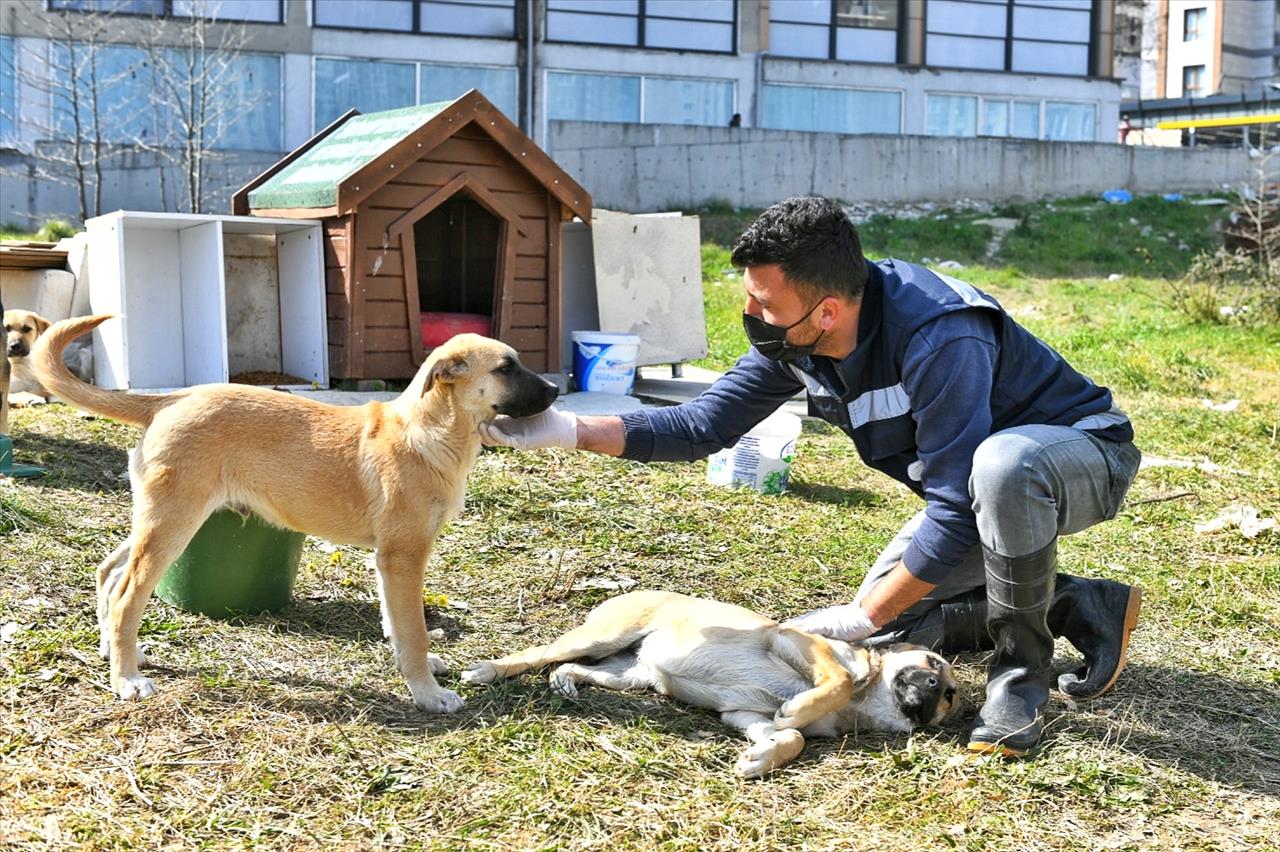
<box><xmin>233</xmin><ymin>90</ymin><xmax>591</xmax><ymax>378</ymax></box>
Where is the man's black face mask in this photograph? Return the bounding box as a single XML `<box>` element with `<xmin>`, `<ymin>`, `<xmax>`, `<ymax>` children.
<box><xmin>742</xmin><ymin>298</ymin><xmax>826</xmax><ymax>363</ymax></box>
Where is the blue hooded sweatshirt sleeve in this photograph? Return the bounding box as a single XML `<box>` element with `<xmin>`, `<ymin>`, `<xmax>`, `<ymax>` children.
<box><xmin>617</xmin><ymin>348</ymin><xmax>804</xmax><ymax>462</ymax></box>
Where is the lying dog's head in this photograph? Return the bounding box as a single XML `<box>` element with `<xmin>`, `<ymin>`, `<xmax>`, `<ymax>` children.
<box><xmin>5</xmin><ymin>309</ymin><xmax>51</xmax><ymax>359</ymax></box>
<box><xmin>881</xmin><ymin>643</ymin><xmax>961</xmax><ymax>727</ymax></box>
<box><xmin>418</xmin><ymin>333</ymin><xmax>559</xmax><ymax>420</ymax></box>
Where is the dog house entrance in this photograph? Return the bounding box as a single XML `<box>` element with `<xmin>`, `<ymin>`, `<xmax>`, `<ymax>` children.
<box><xmin>413</xmin><ymin>193</ymin><xmax>499</xmax><ymax>347</ymax></box>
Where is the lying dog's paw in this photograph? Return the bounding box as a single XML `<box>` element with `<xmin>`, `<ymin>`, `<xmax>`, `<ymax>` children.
<box><xmin>114</xmin><ymin>674</ymin><xmax>157</xmax><ymax>702</ymax></box>
<box><xmin>773</xmin><ymin>698</ymin><xmax>805</xmax><ymax>730</ymax></box>
<box><xmin>549</xmin><ymin>664</ymin><xmax>580</xmax><ymax>698</ymax></box>
<box><xmin>427</xmin><ymin>653</ymin><xmax>448</xmax><ymax>676</ymax></box>
<box><xmin>460</xmin><ymin>660</ymin><xmax>499</xmax><ymax>685</ymax></box>
<box><xmin>735</xmin><ymin>730</ymin><xmax>805</xmax><ymax>779</ymax></box>
<box><xmin>413</xmin><ymin>687</ymin><xmax>465</xmax><ymax>714</ymax></box>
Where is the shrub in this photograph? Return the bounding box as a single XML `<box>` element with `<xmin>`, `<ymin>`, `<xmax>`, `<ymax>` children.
<box><xmin>35</xmin><ymin>218</ymin><xmax>77</xmax><ymax>242</ymax></box>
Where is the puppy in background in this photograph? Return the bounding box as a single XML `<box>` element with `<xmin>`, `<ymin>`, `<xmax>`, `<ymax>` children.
<box><xmin>5</xmin><ymin>309</ymin><xmax>92</xmax><ymax>407</ymax></box>
<box><xmin>463</xmin><ymin>590</ymin><xmax>961</xmax><ymax>778</ymax></box>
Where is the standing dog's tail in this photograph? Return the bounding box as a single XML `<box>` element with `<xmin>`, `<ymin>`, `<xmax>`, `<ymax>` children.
<box><xmin>32</xmin><ymin>315</ymin><xmax>178</xmax><ymax>427</ymax></box>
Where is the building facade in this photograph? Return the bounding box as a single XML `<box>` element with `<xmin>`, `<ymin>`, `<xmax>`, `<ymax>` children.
<box><xmin>1</xmin><ymin>0</ymin><xmax>1124</xmax><ymax>220</ymax></box>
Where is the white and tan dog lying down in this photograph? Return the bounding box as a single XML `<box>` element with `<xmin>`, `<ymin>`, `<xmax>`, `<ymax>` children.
<box><xmin>33</xmin><ymin>314</ymin><xmax>559</xmax><ymax>712</ymax></box>
<box><xmin>5</xmin><ymin>308</ymin><xmax>93</xmax><ymax>407</ymax></box>
<box><xmin>463</xmin><ymin>591</ymin><xmax>961</xmax><ymax>778</ymax></box>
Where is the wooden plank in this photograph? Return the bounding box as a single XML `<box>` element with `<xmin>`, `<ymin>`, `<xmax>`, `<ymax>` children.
<box><xmin>373</xmin><ymin>182</ymin><xmax>551</xmax><ymax>220</ymax></box>
<box><xmin>514</xmin><ymin>255</ymin><xmax>546</xmax><ymax>278</ymax></box>
<box><xmin>323</xmin><ymin>227</ymin><xmax>347</xmax><ymax>269</ymax></box>
<box><xmin>248</xmin><ymin>205</ymin><xmax>338</xmax><ymax>219</ymax></box>
<box><xmin>518</xmin><ymin>350</ymin><xmax>547</xmax><ymax>373</ymax></box>
<box><xmin>511</xmin><ymin>278</ymin><xmax>546</xmax><ymax>303</ymax></box>
<box><xmin>361</xmin><ymin>206</ymin><xmax>545</xmax><ymax>248</ymax></box>
<box><xmin>397</xmin><ymin>159</ymin><xmax>552</xmax><ymax>195</ymax></box>
<box><xmin>328</xmin><ymin>343</ymin><xmax>348</xmax><ymax>380</ymax></box>
<box><xmin>366</xmin><ymin>300</ymin><xmax>408</xmax><ymax>327</ymax></box>
<box><xmin>386</xmin><ymin>172</ymin><xmax>469</xmax><ymax>239</ymax></box>
<box><xmin>346</xmin><ymin>216</ymin><xmax>364</xmax><ymax>376</ymax></box>
<box><xmin>325</xmin><ymin>267</ymin><xmax>347</xmax><ymax>295</ymax></box>
<box><xmin>361</xmin><ymin>275</ymin><xmax>405</xmax><ymax>302</ymax></box>
<box><xmin>364</xmin><ymin>350</ymin><xmax>417</xmax><ymax>379</ymax></box>
<box><xmin>327</xmin><ymin>319</ymin><xmax>347</xmax><ymax>346</ymax></box>
<box><xmin>326</xmin><ymin>293</ymin><xmax>349</xmax><ymax>319</ymax></box>
<box><xmin>494</xmin><ymin>220</ymin><xmax>515</xmax><ymax>339</ymax></box>
<box><xmin>365</xmin><ymin>326</ymin><xmax>411</xmax><ymax>352</ymax></box>
<box><xmin>401</xmin><ymin>231</ymin><xmax>426</xmax><ymax>366</ymax></box>
<box><xmin>429</xmin><ymin>135</ymin><xmax>528</xmax><ymax>173</ymax></box>
<box><xmin>506</xmin><ymin>327</ymin><xmax>545</xmax><ymax>351</ymax></box>
<box><xmin>233</xmin><ymin>107</ymin><xmax>358</xmax><ymax>215</ymax></box>
<box><xmin>510</xmin><ymin>302</ymin><xmax>547</xmax><ymax>327</ymax></box>
<box><xmin>546</xmin><ymin>192</ymin><xmax>563</xmax><ymax>371</ymax></box>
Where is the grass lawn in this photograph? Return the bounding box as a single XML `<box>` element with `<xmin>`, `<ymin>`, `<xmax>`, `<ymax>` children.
<box><xmin>2</xmin><ymin>198</ymin><xmax>1277</xmax><ymax>849</ymax></box>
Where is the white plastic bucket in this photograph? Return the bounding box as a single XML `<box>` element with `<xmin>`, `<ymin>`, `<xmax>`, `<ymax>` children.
<box><xmin>571</xmin><ymin>331</ymin><xmax>641</xmax><ymax>395</ymax></box>
<box><xmin>706</xmin><ymin>411</ymin><xmax>803</xmax><ymax>495</ymax></box>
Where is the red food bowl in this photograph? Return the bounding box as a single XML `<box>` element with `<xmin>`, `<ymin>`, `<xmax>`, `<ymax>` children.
<box><xmin>421</xmin><ymin>312</ymin><xmax>492</xmax><ymax>348</ymax></box>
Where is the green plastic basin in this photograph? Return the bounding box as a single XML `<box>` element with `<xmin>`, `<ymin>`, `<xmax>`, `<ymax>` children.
<box><xmin>155</xmin><ymin>509</ymin><xmax>305</xmax><ymax>619</ymax></box>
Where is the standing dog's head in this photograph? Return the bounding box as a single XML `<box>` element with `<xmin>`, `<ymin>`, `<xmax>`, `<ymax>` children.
<box><xmin>417</xmin><ymin>333</ymin><xmax>559</xmax><ymax>421</ymax></box>
<box><xmin>879</xmin><ymin>644</ymin><xmax>961</xmax><ymax>727</ymax></box>
<box><xmin>5</xmin><ymin>309</ymin><xmax>51</xmax><ymax>359</ymax></box>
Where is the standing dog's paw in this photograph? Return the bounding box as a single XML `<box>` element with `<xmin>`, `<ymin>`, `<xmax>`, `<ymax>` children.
<box><xmin>413</xmin><ymin>687</ymin><xmax>465</xmax><ymax>714</ymax></box>
<box><xmin>549</xmin><ymin>664</ymin><xmax>580</xmax><ymax>697</ymax></box>
<box><xmin>114</xmin><ymin>674</ymin><xmax>157</xmax><ymax>702</ymax></box>
<box><xmin>427</xmin><ymin>653</ymin><xmax>448</xmax><ymax>676</ymax></box>
<box><xmin>460</xmin><ymin>661</ymin><xmax>499</xmax><ymax>685</ymax></box>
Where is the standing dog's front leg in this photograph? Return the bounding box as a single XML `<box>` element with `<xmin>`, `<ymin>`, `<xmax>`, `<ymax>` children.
<box><xmin>375</xmin><ymin>542</ymin><xmax>463</xmax><ymax>714</ymax></box>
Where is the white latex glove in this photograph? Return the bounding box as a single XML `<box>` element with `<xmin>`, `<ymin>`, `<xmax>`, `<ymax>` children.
<box><xmin>781</xmin><ymin>603</ymin><xmax>877</xmax><ymax>642</ymax></box>
<box><xmin>480</xmin><ymin>407</ymin><xmax>579</xmax><ymax>450</ymax></box>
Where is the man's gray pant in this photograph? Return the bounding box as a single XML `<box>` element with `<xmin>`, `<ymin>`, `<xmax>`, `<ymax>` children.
<box><xmin>854</xmin><ymin>424</ymin><xmax>1142</xmax><ymax>627</ymax></box>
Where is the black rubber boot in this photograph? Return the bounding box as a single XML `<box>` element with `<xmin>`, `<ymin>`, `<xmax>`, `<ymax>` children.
<box><xmin>968</xmin><ymin>540</ymin><xmax>1058</xmax><ymax>757</ymax></box>
<box><xmin>862</xmin><ymin>587</ymin><xmax>993</xmax><ymax>654</ymax></box>
<box><xmin>872</xmin><ymin>574</ymin><xmax>1141</xmax><ymax>701</ymax></box>
<box><xmin>1048</xmin><ymin>573</ymin><xmax>1143</xmax><ymax>699</ymax></box>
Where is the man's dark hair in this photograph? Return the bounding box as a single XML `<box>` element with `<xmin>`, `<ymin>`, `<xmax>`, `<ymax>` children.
<box><xmin>730</xmin><ymin>196</ymin><xmax>867</xmax><ymax>302</ymax></box>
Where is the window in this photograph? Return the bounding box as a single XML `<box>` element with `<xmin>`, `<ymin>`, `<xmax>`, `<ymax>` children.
<box><xmin>926</xmin><ymin>0</ymin><xmax>1092</xmax><ymax>76</ymax></box>
<box><xmin>1012</xmin><ymin>101</ymin><xmax>1040</xmax><ymax>138</ymax></box>
<box><xmin>53</xmin><ymin>44</ymin><xmax>283</xmax><ymax>150</ymax></box>
<box><xmin>547</xmin><ymin>72</ymin><xmax>641</xmax><ymax>123</ymax></box>
<box><xmin>643</xmin><ymin>77</ymin><xmax>735</xmax><ymax>126</ymax></box>
<box><xmin>314</xmin><ymin>58</ymin><xmax>416</xmax><ymax>128</ymax></box>
<box><xmin>1183</xmin><ymin>64</ymin><xmax>1205</xmax><ymax>97</ymax></box>
<box><xmin>313</xmin><ymin>0</ymin><xmax>515</xmax><ymax>37</ymax></box>
<box><xmin>546</xmin><ymin>0</ymin><xmax>736</xmax><ymax>53</ymax></box>
<box><xmin>981</xmin><ymin>99</ymin><xmax>1009</xmax><ymax>136</ymax></box>
<box><xmin>52</xmin><ymin>0</ymin><xmax>284</xmax><ymax>22</ymax></box>
<box><xmin>770</xmin><ymin>0</ymin><xmax>898</xmax><ymax>63</ymax></box>
<box><xmin>546</xmin><ymin>71</ymin><xmax>735</xmax><ymax>126</ymax></box>
<box><xmin>1044</xmin><ymin>100</ymin><xmax>1095</xmax><ymax>141</ymax></box>
<box><xmin>1183</xmin><ymin>7</ymin><xmax>1205</xmax><ymax>41</ymax></box>
<box><xmin>926</xmin><ymin>94</ymin><xmax>978</xmax><ymax>136</ymax></box>
<box><xmin>419</xmin><ymin>63</ymin><xmax>518</xmax><ymax>118</ymax></box>
<box><xmin>761</xmin><ymin>84</ymin><xmax>901</xmax><ymax>134</ymax></box>
<box><xmin>0</xmin><ymin>36</ymin><xmax>14</xmax><ymax>143</ymax></box>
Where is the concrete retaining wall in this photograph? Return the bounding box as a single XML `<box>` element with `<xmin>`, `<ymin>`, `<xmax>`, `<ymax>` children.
<box><xmin>549</xmin><ymin>122</ymin><xmax>1251</xmax><ymax>212</ymax></box>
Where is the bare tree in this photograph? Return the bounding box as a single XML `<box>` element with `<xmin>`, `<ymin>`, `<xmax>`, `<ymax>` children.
<box><xmin>1</xmin><ymin>5</ymin><xmax>132</xmax><ymax>223</ymax></box>
<box><xmin>139</xmin><ymin>0</ymin><xmax>268</xmax><ymax>214</ymax></box>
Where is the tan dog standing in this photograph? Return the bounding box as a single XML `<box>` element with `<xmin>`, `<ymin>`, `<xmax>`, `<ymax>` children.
<box><xmin>35</xmin><ymin>314</ymin><xmax>559</xmax><ymax>712</ymax></box>
<box><xmin>463</xmin><ymin>591</ymin><xmax>961</xmax><ymax>777</ymax></box>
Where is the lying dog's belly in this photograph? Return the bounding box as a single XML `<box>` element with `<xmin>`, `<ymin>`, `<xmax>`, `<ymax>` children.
<box><xmin>636</xmin><ymin>632</ymin><xmax>810</xmax><ymax>714</ymax></box>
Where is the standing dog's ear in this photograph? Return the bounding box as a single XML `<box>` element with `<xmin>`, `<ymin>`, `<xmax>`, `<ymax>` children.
<box><xmin>424</xmin><ymin>355</ymin><xmax>469</xmax><ymax>394</ymax></box>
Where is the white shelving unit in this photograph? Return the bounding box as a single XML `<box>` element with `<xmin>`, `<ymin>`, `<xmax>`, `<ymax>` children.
<box><xmin>86</xmin><ymin>211</ymin><xmax>327</xmax><ymax>390</ymax></box>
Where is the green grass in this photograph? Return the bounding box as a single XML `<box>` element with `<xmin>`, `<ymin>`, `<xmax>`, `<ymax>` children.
<box><xmin>2</xmin><ymin>197</ymin><xmax>1277</xmax><ymax>848</ymax></box>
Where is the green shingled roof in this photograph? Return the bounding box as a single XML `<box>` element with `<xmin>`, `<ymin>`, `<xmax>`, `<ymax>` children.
<box><xmin>247</xmin><ymin>101</ymin><xmax>454</xmax><ymax>210</ymax></box>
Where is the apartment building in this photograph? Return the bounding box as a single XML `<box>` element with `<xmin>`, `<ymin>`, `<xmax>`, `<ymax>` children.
<box><xmin>0</xmin><ymin>1</ymin><xmax>1125</xmax><ymax>219</ymax></box>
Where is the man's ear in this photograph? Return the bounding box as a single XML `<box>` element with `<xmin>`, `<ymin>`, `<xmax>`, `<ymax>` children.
<box><xmin>424</xmin><ymin>354</ymin><xmax>469</xmax><ymax>394</ymax></box>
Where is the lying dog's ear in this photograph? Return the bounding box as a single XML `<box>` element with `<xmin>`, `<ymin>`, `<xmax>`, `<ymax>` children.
<box><xmin>425</xmin><ymin>354</ymin><xmax>469</xmax><ymax>393</ymax></box>
<box><xmin>31</xmin><ymin>315</ymin><xmax>51</xmax><ymax>335</ymax></box>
